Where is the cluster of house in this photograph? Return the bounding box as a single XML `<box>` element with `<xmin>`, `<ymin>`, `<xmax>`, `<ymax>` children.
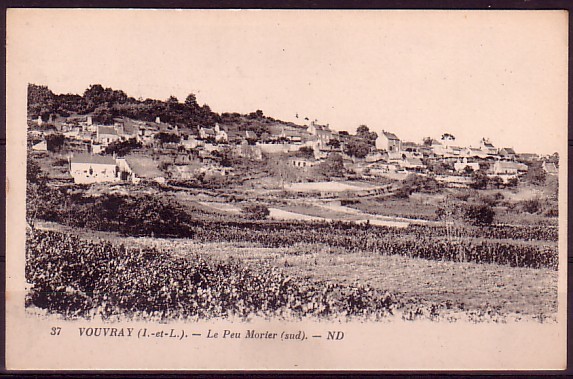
<box><xmin>29</xmin><ymin>114</ymin><xmax>558</xmax><ymax>185</ymax></box>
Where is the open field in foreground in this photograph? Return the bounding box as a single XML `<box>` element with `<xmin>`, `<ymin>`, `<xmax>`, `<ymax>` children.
<box><xmin>30</xmin><ymin>222</ymin><xmax>558</xmax><ymax>322</ymax></box>
<box><xmin>116</xmin><ymin>237</ymin><xmax>558</xmax><ymax>317</ymax></box>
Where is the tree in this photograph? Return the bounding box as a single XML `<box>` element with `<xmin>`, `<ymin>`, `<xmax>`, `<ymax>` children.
<box><xmin>154</xmin><ymin>132</ymin><xmax>181</xmax><ymax>144</ymax></box>
<box><xmin>318</xmin><ymin>153</ymin><xmax>345</xmax><ymax>177</ymax></box>
<box><xmin>269</xmin><ymin>154</ymin><xmax>298</xmax><ymax>190</ymax></box>
<box><xmin>470</xmin><ymin>170</ymin><xmax>489</xmax><ymax>190</ymax></box>
<box><xmin>423</xmin><ymin>137</ymin><xmax>433</xmax><ymax>146</ymax></box>
<box><xmin>326</xmin><ymin>139</ymin><xmax>341</xmax><ymax>149</ymax></box>
<box><xmin>105</xmin><ymin>138</ymin><xmax>142</xmax><ymax>156</ymax></box>
<box><xmin>441</xmin><ymin>133</ymin><xmax>455</xmax><ymax>141</ymax></box>
<box><xmin>343</xmin><ymin>138</ymin><xmax>371</xmax><ymax>159</ymax></box>
<box><xmin>356</xmin><ymin>125</ymin><xmax>370</xmax><ymax>137</ymax></box>
<box><xmin>356</xmin><ymin>124</ymin><xmax>378</xmax><ymax>145</ymax></box>
<box><xmin>526</xmin><ymin>161</ymin><xmax>546</xmax><ymax>185</ymax></box>
<box><xmin>489</xmin><ymin>176</ymin><xmax>504</xmax><ymax>189</ymax></box>
<box><xmin>45</xmin><ymin>133</ymin><xmax>65</xmax><ymax>152</ymax></box>
<box><xmin>184</xmin><ymin>93</ymin><xmax>198</xmax><ymax>108</ymax></box>
<box><xmin>93</xmin><ymin>105</ymin><xmax>115</xmax><ymax>124</ymax></box>
<box><xmin>396</xmin><ymin>173</ymin><xmax>441</xmax><ymax>198</ymax></box>
<box><xmin>28</xmin><ymin>84</ymin><xmax>56</xmax><ymax>119</ymax></box>
<box><xmin>478</xmin><ymin>161</ymin><xmax>490</xmax><ymax>172</ymax></box>
<box><xmin>296</xmin><ymin>146</ymin><xmax>315</xmax><ymax>159</ymax></box>
<box><xmin>463</xmin><ymin>165</ymin><xmax>474</xmax><ymax>176</ymax></box>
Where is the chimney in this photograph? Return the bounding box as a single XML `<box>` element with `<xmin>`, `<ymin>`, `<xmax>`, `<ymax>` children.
<box><xmin>155</xmin><ymin>116</ymin><xmax>161</xmax><ymax>124</ymax></box>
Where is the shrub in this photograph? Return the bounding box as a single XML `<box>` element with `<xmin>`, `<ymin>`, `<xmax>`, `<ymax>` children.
<box><xmin>241</xmin><ymin>203</ymin><xmax>270</xmax><ymax>220</ymax></box>
<box><xmin>520</xmin><ymin>198</ymin><xmax>542</xmax><ymax>214</ymax></box>
<box><xmin>469</xmin><ymin>170</ymin><xmax>489</xmax><ymax>190</ymax></box>
<box><xmin>463</xmin><ymin>203</ymin><xmax>495</xmax><ymax>226</ymax></box>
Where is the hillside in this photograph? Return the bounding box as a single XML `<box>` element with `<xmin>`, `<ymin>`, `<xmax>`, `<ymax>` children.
<box><xmin>28</xmin><ymin>83</ymin><xmax>308</xmax><ymax>136</ymax></box>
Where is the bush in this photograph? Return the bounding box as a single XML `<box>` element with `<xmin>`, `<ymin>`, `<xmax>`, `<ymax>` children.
<box><xmin>463</xmin><ymin>203</ymin><xmax>495</xmax><ymax>226</ymax></box>
<box><xmin>469</xmin><ymin>170</ymin><xmax>489</xmax><ymax>190</ymax></box>
<box><xmin>520</xmin><ymin>198</ymin><xmax>541</xmax><ymax>214</ymax></box>
<box><xmin>396</xmin><ymin>174</ymin><xmax>441</xmax><ymax>198</ymax></box>
<box><xmin>241</xmin><ymin>203</ymin><xmax>270</xmax><ymax>220</ymax></box>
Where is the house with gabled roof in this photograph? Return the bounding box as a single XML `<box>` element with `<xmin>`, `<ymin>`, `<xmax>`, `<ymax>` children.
<box><xmin>376</xmin><ymin>130</ymin><xmax>401</xmax><ymax>152</ymax></box>
<box><xmin>96</xmin><ymin>126</ymin><xmax>121</xmax><ymax>146</ymax></box>
<box><xmin>479</xmin><ymin>138</ymin><xmax>498</xmax><ymax>155</ymax></box>
<box><xmin>120</xmin><ymin>154</ymin><xmax>166</xmax><ymax>184</ymax></box>
<box><xmin>542</xmin><ymin>161</ymin><xmax>558</xmax><ymax>175</ymax></box>
<box><xmin>306</xmin><ymin>122</ymin><xmax>333</xmax><ymax>149</ymax></box>
<box><xmin>70</xmin><ymin>153</ymin><xmax>119</xmax><ymax>184</ymax></box>
<box><xmin>199</xmin><ymin>126</ymin><xmax>216</xmax><ymax>140</ymax></box>
<box><xmin>499</xmin><ymin>147</ymin><xmax>516</xmax><ymax>160</ymax></box>
<box><xmin>492</xmin><ymin>161</ymin><xmax>528</xmax><ymax>175</ymax></box>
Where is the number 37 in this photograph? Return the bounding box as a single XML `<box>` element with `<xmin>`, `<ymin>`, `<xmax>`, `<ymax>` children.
<box><xmin>50</xmin><ymin>327</ymin><xmax>61</xmax><ymax>336</ymax></box>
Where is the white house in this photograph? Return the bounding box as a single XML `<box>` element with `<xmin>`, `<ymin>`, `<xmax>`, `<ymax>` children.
<box><xmin>214</xmin><ymin>124</ymin><xmax>228</xmax><ymax>143</ymax></box>
<box><xmin>306</xmin><ymin>122</ymin><xmax>333</xmax><ymax>150</ymax></box>
<box><xmin>480</xmin><ymin>138</ymin><xmax>498</xmax><ymax>155</ymax></box>
<box><xmin>96</xmin><ymin>126</ymin><xmax>120</xmax><ymax>146</ymax></box>
<box><xmin>492</xmin><ymin>161</ymin><xmax>527</xmax><ymax>175</ymax></box>
<box><xmin>70</xmin><ymin>154</ymin><xmax>119</xmax><ymax>184</ymax></box>
<box><xmin>199</xmin><ymin>126</ymin><xmax>216</xmax><ymax>140</ymax></box>
<box><xmin>376</xmin><ymin>130</ymin><xmax>401</xmax><ymax>152</ymax></box>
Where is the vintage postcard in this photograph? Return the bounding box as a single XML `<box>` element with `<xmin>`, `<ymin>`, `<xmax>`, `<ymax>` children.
<box><xmin>5</xmin><ymin>9</ymin><xmax>568</xmax><ymax>370</ymax></box>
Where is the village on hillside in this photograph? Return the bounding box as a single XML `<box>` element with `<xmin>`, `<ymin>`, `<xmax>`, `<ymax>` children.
<box><xmin>25</xmin><ymin>84</ymin><xmax>560</xmax><ymax>324</ymax></box>
<box><xmin>28</xmin><ymin>108</ymin><xmax>558</xmax><ymax>191</ymax></box>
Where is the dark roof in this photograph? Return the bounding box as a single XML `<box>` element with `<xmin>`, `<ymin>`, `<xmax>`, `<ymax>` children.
<box><xmin>70</xmin><ymin>154</ymin><xmax>116</xmax><ymax>165</ymax></box>
<box><xmin>501</xmin><ymin>147</ymin><xmax>516</xmax><ymax>154</ymax></box>
<box><xmin>98</xmin><ymin>126</ymin><xmax>117</xmax><ymax>135</ymax></box>
<box><xmin>125</xmin><ymin>155</ymin><xmax>164</xmax><ymax>178</ymax></box>
<box><xmin>382</xmin><ymin>131</ymin><xmax>400</xmax><ymax>140</ymax></box>
<box><xmin>495</xmin><ymin>161</ymin><xmax>521</xmax><ymax>170</ymax></box>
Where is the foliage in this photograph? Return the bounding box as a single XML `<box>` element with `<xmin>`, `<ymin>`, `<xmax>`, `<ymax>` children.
<box><xmin>241</xmin><ymin>203</ymin><xmax>270</xmax><ymax>220</ymax></box>
<box><xmin>463</xmin><ymin>203</ymin><xmax>495</xmax><ymax>226</ymax></box>
<box><xmin>326</xmin><ymin>139</ymin><xmax>341</xmax><ymax>149</ymax></box>
<box><xmin>38</xmin><ymin>192</ymin><xmax>193</xmax><ymax>237</ymax></box>
<box><xmin>470</xmin><ymin>170</ymin><xmax>489</xmax><ymax>190</ymax></box>
<box><xmin>28</xmin><ymin>84</ymin><xmax>56</xmax><ymax>119</ymax></box>
<box><xmin>318</xmin><ymin>153</ymin><xmax>345</xmax><ymax>178</ymax></box>
<box><xmin>26</xmin><ymin>230</ymin><xmax>399</xmax><ymax>320</ymax></box>
<box><xmin>154</xmin><ymin>132</ymin><xmax>181</xmax><ymax>144</ymax></box>
<box><xmin>343</xmin><ymin>138</ymin><xmax>371</xmax><ymax>158</ymax></box>
<box><xmin>356</xmin><ymin>125</ymin><xmax>378</xmax><ymax>145</ymax></box>
<box><xmin>187</xmin><ymin>221</ymin><xmax>556</xmax><ymax>270</ymax></box>
<box><xmin>295</xmin><ymin>146</ymin><xmax>315</xmax><ymax>159</ymax></box>
<box><xmin>441</xmin><ymin>133</ymin><xmax>455</xmax><ymax>141</ymax></box>
<box><xmin>45</xmin><ymin>133</ymin><xmax>65</xmax><ymax>152</ymax></box>
<box><xmin>28</xmin><ymin>83</ymin><xmax>221</xmax><ymax>129</ymax></box>
<box><xmin>396</xmin><ymin>174</ymin><xmax>441</xmax><ymax>198</ymax></box>
<box><xmin>104</xmin><ymin>138</ymin><xmax>143</xmax><ymax>156</ymax></box>
<box><xmin>525</xmin><ymin>161</ymin><xmax>547</xmax><ymax>186</ymax></box>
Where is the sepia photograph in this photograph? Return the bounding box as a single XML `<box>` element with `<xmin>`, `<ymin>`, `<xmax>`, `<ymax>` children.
<box><xmin>6</xmin><ymin>9</ymin><xmax>568</xmax><ymax>370</ymax></box>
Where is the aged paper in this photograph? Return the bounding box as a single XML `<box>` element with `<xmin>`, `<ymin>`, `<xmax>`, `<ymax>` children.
<box><xmin>6</xmin><ymin>9</ymin><xmax>568</xmax><ymax>370</ymax></box>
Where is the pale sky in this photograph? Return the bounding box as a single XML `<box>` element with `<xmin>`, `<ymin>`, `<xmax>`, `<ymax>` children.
<box><xmin>7</xmin><ymin>9</ymin><xmax>568</xmax><ymax>154</ymax></box>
